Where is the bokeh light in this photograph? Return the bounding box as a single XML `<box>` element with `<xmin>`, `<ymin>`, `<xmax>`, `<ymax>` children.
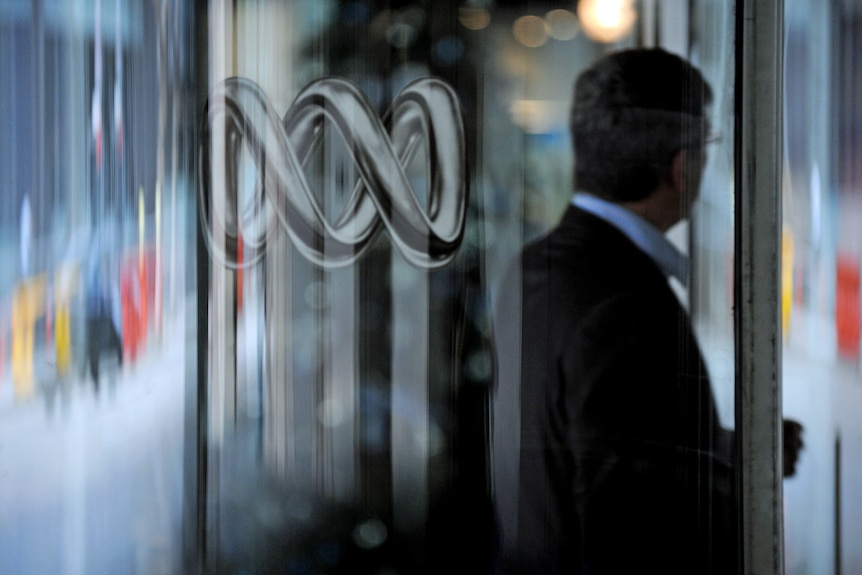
<box><xmin>433</xmin><ymin>35</ymin><xmax>466</xmax><ymax>67</ymax></box>
<box><xmin>513</xmin><ymin>14</ymin><xmax>549</xmax><ymax>48</ymax></box>
<box><xmin>545</xmin><ymin>9</ymin><xmax>579</xmax><ymax>41</ymax></box>
<box><xmin>577</xmin><ymin>0</ymin><xmax>637</xmax><ymax>44</ymax></box>
<box><xmin>458</xmin><ymin>6</ymin><xmax>491</xmax><ymax>30</ymax></box>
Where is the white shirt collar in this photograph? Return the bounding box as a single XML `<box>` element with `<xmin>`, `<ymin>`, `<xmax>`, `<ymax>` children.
<box><xmin>572</xmin><ymin>192</ymin><xmax>690</xmax><ymax>288</ymax></box>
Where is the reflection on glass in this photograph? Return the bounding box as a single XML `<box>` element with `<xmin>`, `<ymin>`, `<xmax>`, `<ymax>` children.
<box><xmin>782</xmin><ymin>1</ymin><xmax>862</xmax><ymax>573</ymax></box>
<box><xmin>0</xmin><ymin>1</ymin><xmax>193</xmax><ymax>573</ymax></box>
<box><xmin>492</xmin><ymin>48</ymin><xmax>736</xmax><ymax>574</ymax></box>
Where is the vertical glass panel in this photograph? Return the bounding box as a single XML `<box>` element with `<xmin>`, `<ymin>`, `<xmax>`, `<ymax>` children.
<box><xmin>0</xmin><ymin>1</ymin><xmax>195</xmax><ymax>574</ymax></box>
<box><xmin>199</xmin><ymin>1</ymin><xmax>740</xmax><ymax>574</ymax></box>
<box><xmin>491</xmin><ymin>2</ymin><xmax>738</xmax><ymax>572</ymax></box>
<box><xmin>782</xmin><ymin>0</ymin><xmax>862</xmax><ymax>573</ymax></box>
<box><xmin>689</xmin><ymin>0</ymin><xmax>736</xmax><ymax>435</ymax></box>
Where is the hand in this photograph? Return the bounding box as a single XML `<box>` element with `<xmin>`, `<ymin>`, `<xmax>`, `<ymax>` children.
<box><xmin>783</xmin><ymin>419</ymin><xmax>804</xmax><ymax>478</ymax></box>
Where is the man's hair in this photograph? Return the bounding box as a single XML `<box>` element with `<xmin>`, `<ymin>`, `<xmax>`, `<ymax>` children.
<box><xmin>570</xmin><ymin>48</ymin><xmax>713</xmax><ymax>202</ymax></box>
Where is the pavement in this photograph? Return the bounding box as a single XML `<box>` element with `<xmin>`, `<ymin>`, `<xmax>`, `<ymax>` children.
<box><xmin>0</xmin><ymin>309</ymin><xmax>188</xmax><ymax>575</ymax></box>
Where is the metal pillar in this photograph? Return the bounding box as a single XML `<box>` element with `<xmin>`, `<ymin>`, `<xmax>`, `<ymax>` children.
<box><xmin>735</xmin><ymin>0</ymin><xmax>785</xmax><ymax>573</ymax></box>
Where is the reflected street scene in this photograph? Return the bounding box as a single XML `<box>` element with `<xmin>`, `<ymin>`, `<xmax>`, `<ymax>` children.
<box><xmin>1</xmin><ymin>1</ymin><xmax>193</xmax><ymax>573</ymax></box>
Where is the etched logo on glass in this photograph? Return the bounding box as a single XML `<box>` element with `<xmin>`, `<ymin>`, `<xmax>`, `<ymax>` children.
<box><xmin>199</xmin><ymin>76</ymin><xmax>467</xmax><ymax>269</ymax></box>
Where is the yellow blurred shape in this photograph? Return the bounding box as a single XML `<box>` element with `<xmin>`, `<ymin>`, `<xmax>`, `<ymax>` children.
<box><xmin>54</xmin><ymin>264</ymin><xmax>79</xmax><ymax>376</ymax></box>
<box><xmin>11</xmin><ymin>275</ymin><xmax>46</xmax><ymax>398</ymax></box>
<box><xmin>781</xmin><ymin>227</ymin><xmax>794</xmax><ymax>339</ymax></box>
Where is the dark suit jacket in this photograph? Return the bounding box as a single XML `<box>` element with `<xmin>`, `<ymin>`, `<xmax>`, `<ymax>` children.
<box><xmin>493</xmin><ymin>205</ymin><xmax>736</xmax><ymax>574</ymax></box>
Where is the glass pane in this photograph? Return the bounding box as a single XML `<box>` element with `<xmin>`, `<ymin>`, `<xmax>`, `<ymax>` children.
<box><xmin>0</xmin><ymin>2</ymin><xmax>195</xmax><ymax>574</ymax></box>
<box><xmin>200</xmin><ymin>1</ymin><xmax>739</xmax><ymax>574</ymax></box>
<box><xmin>782</xmin><ymin>1</ymin><xmax>862</xmax><ymax>573</ymax></box>
<box><xmin>491</xmin><ymin>2</ymin><xmax>738</xmax><ymax>572</ymax></box>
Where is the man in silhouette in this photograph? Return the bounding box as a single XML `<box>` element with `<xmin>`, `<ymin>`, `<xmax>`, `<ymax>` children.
<box><xmin>493</xmin><ymin>48</ymin><xmax>736</xmax><ymax>574</ymax></box>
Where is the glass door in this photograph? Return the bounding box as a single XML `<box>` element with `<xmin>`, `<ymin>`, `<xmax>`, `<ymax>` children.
<box><xmin>196</xmin><ymin>1</ymin><xmax>757</xmax><ymax>573</ymax></box>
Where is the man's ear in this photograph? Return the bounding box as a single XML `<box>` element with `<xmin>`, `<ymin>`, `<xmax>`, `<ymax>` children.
<box><xmin>669</xmin><ymin>149</ymin><xmax>686</xmax><ymax>192</ymax></box>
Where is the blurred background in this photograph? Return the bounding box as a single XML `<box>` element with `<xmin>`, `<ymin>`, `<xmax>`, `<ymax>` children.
<box><xmin>0</xmin><ymin>1</ymin><xmax>859</xmax><ymax>573</ymax></box>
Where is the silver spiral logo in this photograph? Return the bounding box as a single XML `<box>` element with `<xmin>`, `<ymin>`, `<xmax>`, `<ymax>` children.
<box><xmin>199</xmin><ymin>76</ymin><xmax>467</xmax><ymax>270</ymax></box>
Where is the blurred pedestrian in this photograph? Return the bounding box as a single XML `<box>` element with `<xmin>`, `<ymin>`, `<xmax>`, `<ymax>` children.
<box><xmin>85</xmin><ymin>238</ymin><xmax>123</xmax><ymax>389</ymax></box>
<box><xmin>493</xmin><ymin>48</ymin><xmax>734</xmax><ymax>574</ymax></box>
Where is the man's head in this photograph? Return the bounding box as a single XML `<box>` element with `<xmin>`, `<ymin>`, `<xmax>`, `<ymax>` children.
<box><xmin>570</xmin><ymin>48</ymin><xmax>713</xmax><ymax>212</ymax></box>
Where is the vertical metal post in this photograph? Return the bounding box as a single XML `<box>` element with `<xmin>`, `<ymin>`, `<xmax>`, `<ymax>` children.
<box><xmin>735</xmin><ymin>0</ymin><xmax>784</xmax><ymax>573</ymax></box>
<box><xmin>185</xmin><ymin>3</ymin><xmax>209</xmax><ymax>572</ymax></box>
<box><xmin>192</xmin><ymin>169</ymin><xmax>209</xmax><ymax>574</ymax></box>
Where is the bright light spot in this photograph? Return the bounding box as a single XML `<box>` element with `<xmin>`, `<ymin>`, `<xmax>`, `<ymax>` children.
<box><xmin>459</xmin><ymin>7</ymin><xmax>491</xmax><ymax>30</ymax></box>
<box><xmin>545</xmin><ymin>9</ymin><xmax>579</xmax><ymax>41</ymax></box>
<box><xmin>577</xmin><ymin>0</ymin><xmax>637</xmax><ymax>44</ymax></box>
<box><xmin>512</xmin><ymin>15</ymin><xmax>549</xmax><ymax>48</ymax></box>
<box><xmin>597</xmin><ymin>0</ymin><xmax>622</xmax><ymax>26</ymax></box>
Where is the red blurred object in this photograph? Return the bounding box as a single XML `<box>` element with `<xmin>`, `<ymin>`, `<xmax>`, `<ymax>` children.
<box><xmin>120</xmin><ymin>261</ymin><xmax>141</xmax><ymax>362</ymax></box>
<box><xmin>120</xmin><ymin>248</ymin><xmax>157</xmax><ymax>363</ymax></box>
<box><xmin>836</xmin><ymin>254</ymin><xmax>861</xmax><ymax>360</ymax></box>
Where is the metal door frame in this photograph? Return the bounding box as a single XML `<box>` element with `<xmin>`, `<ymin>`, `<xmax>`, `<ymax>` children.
<box><xmin>735</xmin><ymin>0</ymin><xmax>785</xmax><ymax>573</ymax></box>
